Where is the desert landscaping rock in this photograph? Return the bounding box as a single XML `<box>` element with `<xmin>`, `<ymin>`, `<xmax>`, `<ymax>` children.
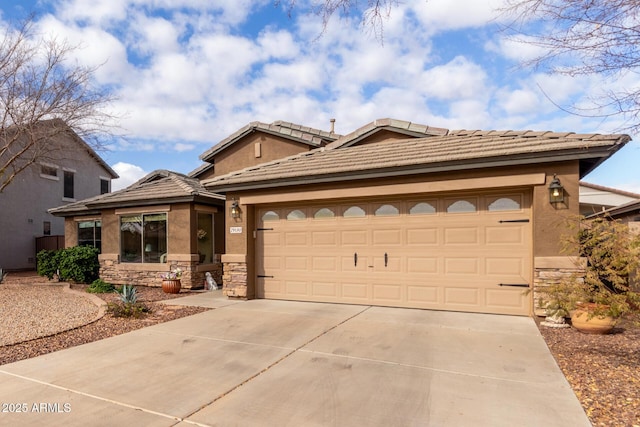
<box><xmin>0</xmin><ymin>284</ymin><xmax>102</xmax><ymax>346</ymax></box>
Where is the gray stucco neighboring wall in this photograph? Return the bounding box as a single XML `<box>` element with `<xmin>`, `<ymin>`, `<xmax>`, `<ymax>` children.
<box><xmin>0</xmin><ymin>142</ymin><xmax>115</xmax><ymax>270</ymax></box>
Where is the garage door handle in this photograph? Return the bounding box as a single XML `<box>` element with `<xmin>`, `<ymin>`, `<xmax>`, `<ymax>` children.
<box><xmin>354</xmin><ymin>252</ymin><xmax>358</xmax><ymax>267</ymax></box>
<box><xmin>498</xmin><ymin>283</ymin><xmax>529</xmax><ymax>287</ymax></box>
<box><xmin>258</xmin><ymin>275</ymin><xmax>274</xmax><ymax>278</ymax></box>
<box><xmin>498</xmin><ymin>219</ymin><xmax>529</xmax><ymax>223</ymax></box>
<box><xmin>384</xmin><ymin>252</ymin><xmax>388</xmax><ymax>267</ymax></box>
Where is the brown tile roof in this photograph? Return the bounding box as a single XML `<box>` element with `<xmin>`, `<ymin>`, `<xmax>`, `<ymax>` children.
<box><xmin>199</xmin><ymin>120</ymin><xmax>341</xmax><ymax>162</ymax></box>
<box><xmin>327</xmin><ymin>118</ymin><xmax>448</xmax><ymax>149</ymax></box>
<box><xmin>50</xmin><ymin>170</ymin><xmax>224</xmax><ymax>216</ymax></box>
<box><xmin>202</xmin><ymin>129</ymin><xmax>630</xmax><ymax>192</ymax></box>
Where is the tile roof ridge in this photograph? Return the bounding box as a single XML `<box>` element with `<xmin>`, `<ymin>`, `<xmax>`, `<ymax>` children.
<box><xmin>327</xmin><ymin>118</ymin><xmax>448</xmax><ymax>149</ymax></box>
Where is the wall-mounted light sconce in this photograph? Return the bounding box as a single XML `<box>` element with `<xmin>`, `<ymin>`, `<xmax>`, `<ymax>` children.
<box><xmin>548</xmin><ymin>174</ymin><xmax>565</xmax><ymax>204</ymax></box>
<box><xmin>230</xmin><ymin>199</ymin><xmax>241</xmax><ymax>219</ymax></box>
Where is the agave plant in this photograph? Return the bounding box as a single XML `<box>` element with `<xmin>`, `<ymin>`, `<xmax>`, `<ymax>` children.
<box><xmin>0</xmin><ymin>267</ymin><xmax>7</xmax><ymax>284</ymax></box>
<box><xmin>117</xmin><ymin>284</ymin><xmax>138</xmax><ymax>304</ymax></box>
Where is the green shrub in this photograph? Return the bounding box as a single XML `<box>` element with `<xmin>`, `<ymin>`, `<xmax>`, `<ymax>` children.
<box><xmin>37</xmin><ymin>250</ymin><xmax>62</xmax><ymax>280</ymax></box>
<box><xmin>87</xmin><ymin>279</ymin><xmax>115</xmax><ymax>293</ymax></box>
<box><xmin>37</xmin><ymin>246</ymin><xmax>99</xmax><ymax>284</ymax></box>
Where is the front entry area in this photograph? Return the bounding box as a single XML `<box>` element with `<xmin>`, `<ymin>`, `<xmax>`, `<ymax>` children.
<box><xmin>256</xmin><ymin>190</ymin><xmax>532</xmax><ymax>315</ymax></box>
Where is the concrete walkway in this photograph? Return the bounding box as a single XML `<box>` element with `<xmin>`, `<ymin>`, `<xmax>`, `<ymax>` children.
<box><xmin>0</xmin><ymin>292</ymin><xmax>590</xmax><ymax>427</ymax></box>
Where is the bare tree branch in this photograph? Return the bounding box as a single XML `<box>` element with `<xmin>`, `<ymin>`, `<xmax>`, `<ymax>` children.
<box><xmin>500</xmin><ymin>0</ymin><xmax>640</xmax><ymax>132</ymax></box>
<box><xmin>275</xmin><ymin>0</ymin><xmax>401</xmax><ymax>42</ymax></box>
<box><xmin>0</xmin><ymin>16</ymin><xmax>115</xmax><ymax>193</ymax></box>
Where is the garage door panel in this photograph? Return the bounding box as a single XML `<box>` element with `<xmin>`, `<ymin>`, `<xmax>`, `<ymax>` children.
<box><xmin>406</xmin><ymin>228</ymin><xmax>438</xmax><ymax>245</ymax></box>
<box><xmin>342</xmin><ymin>283</ymin><xmax>368</xmax><ymax>299</ymax></box>
<box><xmin>407</xmin><ymin>285</ymin><xmax>439</xmax><ymax>303</ymax></box>
<box><xmin>372</xmin><ymin>255</ymin><xmax>401</xmax><ymax>272</ymax></box>
<box><xmin>285</xmin><ymin>281</ymin><xmax>308</xmax><ymax>296</ymax></box>
<box><xmin>262</xmin><ymin>232</ymin><xmax>281</xmax><ymax>246</ymax></box>
<box><xmin>311</xmin><ymin>282</ymin><xmax>338</xmax><ymax>297</ymax></box>
<box><xmin>444</xmin><ymin>227</ymin><xmax>479</xmax><ymax>244</ymax></box>
<box><xmin>284</xmin><ymin>232</ymin><xmax>308</xmax><ymax>246</ymax></box>
<box><xmin>372</xmin><ymin>229</ymin><xmax>402</xmax><ymax>246</ymax></box>
<box><xmin>445</xmin><ymin>287</ymin><xmax>480</xmax><ymax>306</ymax></box>
<box><xmin>312</xmin><ymin>256</ymin><xmax>338</xmax><ymax>271</ymax></box>
<box><xmin>485</xmin><ymin>226</ymin><xmax>524</xmax><ymax>244</ymax></box>
<box><xmin>445</xmin><ymin>258</ymin><xmax>479</xmax><ymax>274</ymax></box>
<box><xmin>407</xmin><ymin>257</ymin><xmax>439</xmax><ymax>274</ymax></box>
<box><xmin>485</xmin><ymin>257</ymin><xmax>525</xmax><ymax>276</ymax></box>
<box><xmin>312</xmin><ymin>231</ymin><xmax>338</xmax><ymax>245</ymax></box>
<box><xmin>486</xmin><ymin>289</ymin><xmax>527</xmax><ymax>309</ymax></box>
<box><xmin>285</xmin><ymin>256</ymin><xmax>307</xmax><ymax>270</ymax></box>
<box><xmin>372</xmin><ymin>284</ymin><xmax>402</xmax><ymax>301</ymax></box>
<box><xmin>341</xmin><ymin>230</ymin><xmax>368</xmax><ymax>245</ymax></box>
<box><xmin>341</xmin><ymin>255</ymin><xmax>368</xmax><ymax>271</ymax></box>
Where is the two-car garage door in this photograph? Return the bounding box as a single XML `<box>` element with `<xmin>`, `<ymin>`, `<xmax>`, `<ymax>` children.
<box><xmin>255</xmin><ymin>191</ymin><xmax>532</xmax><ymax>315</ymax></box>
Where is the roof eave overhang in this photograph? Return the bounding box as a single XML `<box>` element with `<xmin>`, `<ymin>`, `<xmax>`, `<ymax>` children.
<box><xmin>205</xmin><ymin>148</ymin><xmax>617</xmax><ymax>194</ymax></box>
<box><xmin>85</xmin><ymin>195</ymin><xmax>224</xmax><ymax>210</ymax></box>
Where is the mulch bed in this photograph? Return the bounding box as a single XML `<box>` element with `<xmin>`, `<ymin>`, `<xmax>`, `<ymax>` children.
<box><xmin>0</xmin><ymin>281</ymin><xmax>638</xmax><ymax>426</ymax></box>
<box><xmin>536</xmin><ymin>317</ymin><xmax>640</xmax><ymax>427</ymax></box>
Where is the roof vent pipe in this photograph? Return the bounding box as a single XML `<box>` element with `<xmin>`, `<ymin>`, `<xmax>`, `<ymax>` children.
<box><xmin>330</xmin><ymin>118</ymin><xmax>335</xmax><ymax>134</ymax></box>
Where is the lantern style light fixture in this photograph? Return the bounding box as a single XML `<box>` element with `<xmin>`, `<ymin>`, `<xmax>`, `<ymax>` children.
<box><xmin>548</xmin><ymin>174</ymin><xmax>564</xmax><ymax>204</ymax></box>
<box><xmin>230</xmin><ymin>199</ymin><xmax>241</xmax><ymax>219</ymax></box>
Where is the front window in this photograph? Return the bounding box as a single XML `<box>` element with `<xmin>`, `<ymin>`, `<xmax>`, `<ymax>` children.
<box><xmin>100</xmin><ymin>179</ymin><xmax>110</xmax><ymax>194</ymax></box>
<box><xmin>64</xmin><ymin>171</ymin><xmax>75</xmax><ymax>199</ymax></box>
<box><xmin>78</xmin><ymin>220</ymin><xmax>102</xmax><ymax>252</ymax></box>
<box><xmin>120</xmin><ymin>213</ymin><xmax>167</xmax><ymax>263</ymax></box>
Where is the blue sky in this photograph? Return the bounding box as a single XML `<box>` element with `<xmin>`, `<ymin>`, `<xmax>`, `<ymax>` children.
<box><xmin>1</xmin><ymin>0</ymin><xmax>638</xmax><ymax>192</ymax></box>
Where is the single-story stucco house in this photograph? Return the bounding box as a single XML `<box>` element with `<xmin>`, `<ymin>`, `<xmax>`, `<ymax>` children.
<box><xmin>51</xmin><ymin>118</ymin><xmax>631</xmax><ymax>317</ymax></box>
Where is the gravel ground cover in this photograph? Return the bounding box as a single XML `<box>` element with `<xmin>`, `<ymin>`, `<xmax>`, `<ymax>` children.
<box><xmin>0</xmin><ymin>274</ymin><xmax>638</xmax><ymax>426</ymax></box>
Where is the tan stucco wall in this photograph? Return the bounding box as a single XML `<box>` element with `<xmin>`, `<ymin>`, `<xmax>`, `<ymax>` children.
<box><xmin>211</xmin><ymin>133</ymin><xmax>315</xmax><ymax>178</ymax></box>
<box><xmin>532</xmin><ymin>162</ymin><xmax>580</xmax><ymax>257</ymax></box>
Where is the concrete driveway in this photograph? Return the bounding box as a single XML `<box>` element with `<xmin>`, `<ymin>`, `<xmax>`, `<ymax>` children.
<box><xmin>0</xmin><ymin>293</ymin><xmax>590</xmax><ymax>426</ymax></box>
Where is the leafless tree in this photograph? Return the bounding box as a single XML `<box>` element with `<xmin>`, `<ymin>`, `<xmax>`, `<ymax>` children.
<box><xmin>0</xmin><ymin>17</ymin><xmax>114</xmax><ymax>193</ymax></box>
<box><xmin>500</xmin><ymin>0</ymin><xmax>640</xmax><ymax>132</ymax></box>
<box><xmin>276</xmin><ymin>0</ymin><xmax>401</xmax><ymax>40</ymax></box>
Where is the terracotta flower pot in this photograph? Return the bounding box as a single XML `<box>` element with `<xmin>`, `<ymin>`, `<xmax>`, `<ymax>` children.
<box><xmin>570</xmin><ymin>304</ymin><xmax>615</xmax><ymax>334</ymax></box>
<box><xmin>162</xmin><ymin>279</ymin><xmax>181</xmax><ymax>294</ymax></box>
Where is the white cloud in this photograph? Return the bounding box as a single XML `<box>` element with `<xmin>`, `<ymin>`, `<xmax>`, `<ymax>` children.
<box><xmin>111</xmin><ymin>162</ymin><xmax>148</xmax><ymax>190</ymax></box>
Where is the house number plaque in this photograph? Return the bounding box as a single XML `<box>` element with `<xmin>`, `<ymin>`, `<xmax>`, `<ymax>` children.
<box><xmin>230</xmin><ymin>227</ymin><xmax>243</xmax><ymax>234</ymax></box>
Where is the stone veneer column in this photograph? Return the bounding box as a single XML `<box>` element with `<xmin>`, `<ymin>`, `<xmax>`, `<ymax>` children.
<box><xmin>533</xmin><ymin>256</ymin><xmax>586</xmax><ymax>316</ymax></box>
<box><xmin>221</xmin><ymin>254</ymin><xmax>248</xmax><ymax>298</ymax></box>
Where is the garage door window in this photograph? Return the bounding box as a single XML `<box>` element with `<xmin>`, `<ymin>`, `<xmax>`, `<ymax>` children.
<box><xmin>262</xmin><ymin>211</ymin><xmax>280</xmax><ymax>221</ymax></box>
<box><xmin>409</xmin><ymin>202</ymin><xmax>436</xmax><ymax>215</ymax></box>
<box><xmin>314</xmin><ymin>208</ymin><xmax>335</xmax><ymax>219</ymax></box>
<box><xmin>447</xmin><ymin>200</ymin><xmax>476</xmax><ymax>213</ymax></box>
<box><xmin>375</xmin><ymin>204</ymin><xmax>399</xmax><ymax>216</ymax></box>
<box><xmin>488</xmin><ymin>197</ymin><xmax>521</xmax><ymax>211</ymax></box>
<box><xmin>343</xmin><ymin>206</ymin><xmax>365</xmax><ymax>218</ymax></box>
<box><xmin>287</xmin><ymin>209</ymin><xmax>306</xmax><ymax>220</ymax></box>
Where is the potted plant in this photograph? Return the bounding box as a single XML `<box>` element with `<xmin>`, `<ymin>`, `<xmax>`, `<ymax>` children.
<box><xmin>537</xmin><ymin>216</ymin><xmax>640</xmax><ymax>334</ymax></box>
<box><xmin>160</xmin><ymin>267</ymin><xmax>182</xmax><ymax>294</ymax></box>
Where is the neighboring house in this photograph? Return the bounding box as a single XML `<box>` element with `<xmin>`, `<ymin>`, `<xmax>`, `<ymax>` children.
<box><xmin>586</xmin><ymin>199</ymin><xmax>640</xmax><ymax>235</ymax></box>
<box><xmin>201</xmin><ymin>119</ymin><xmax>630</xmax><ymax>317</ymax></box>
<box><xmin>50</xmin><ymin>170</ymin><xmax>225</xmax><ymax>289</ymax></box>
<box><xmin>579</xmin><ymin>181</ymin><xmax>640</xmax><ymax>216</ymax></box>
<box><xmin>0</xmin><ymin>120</ymin><xmax>118</xmax><ymax>271</ymax></box>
